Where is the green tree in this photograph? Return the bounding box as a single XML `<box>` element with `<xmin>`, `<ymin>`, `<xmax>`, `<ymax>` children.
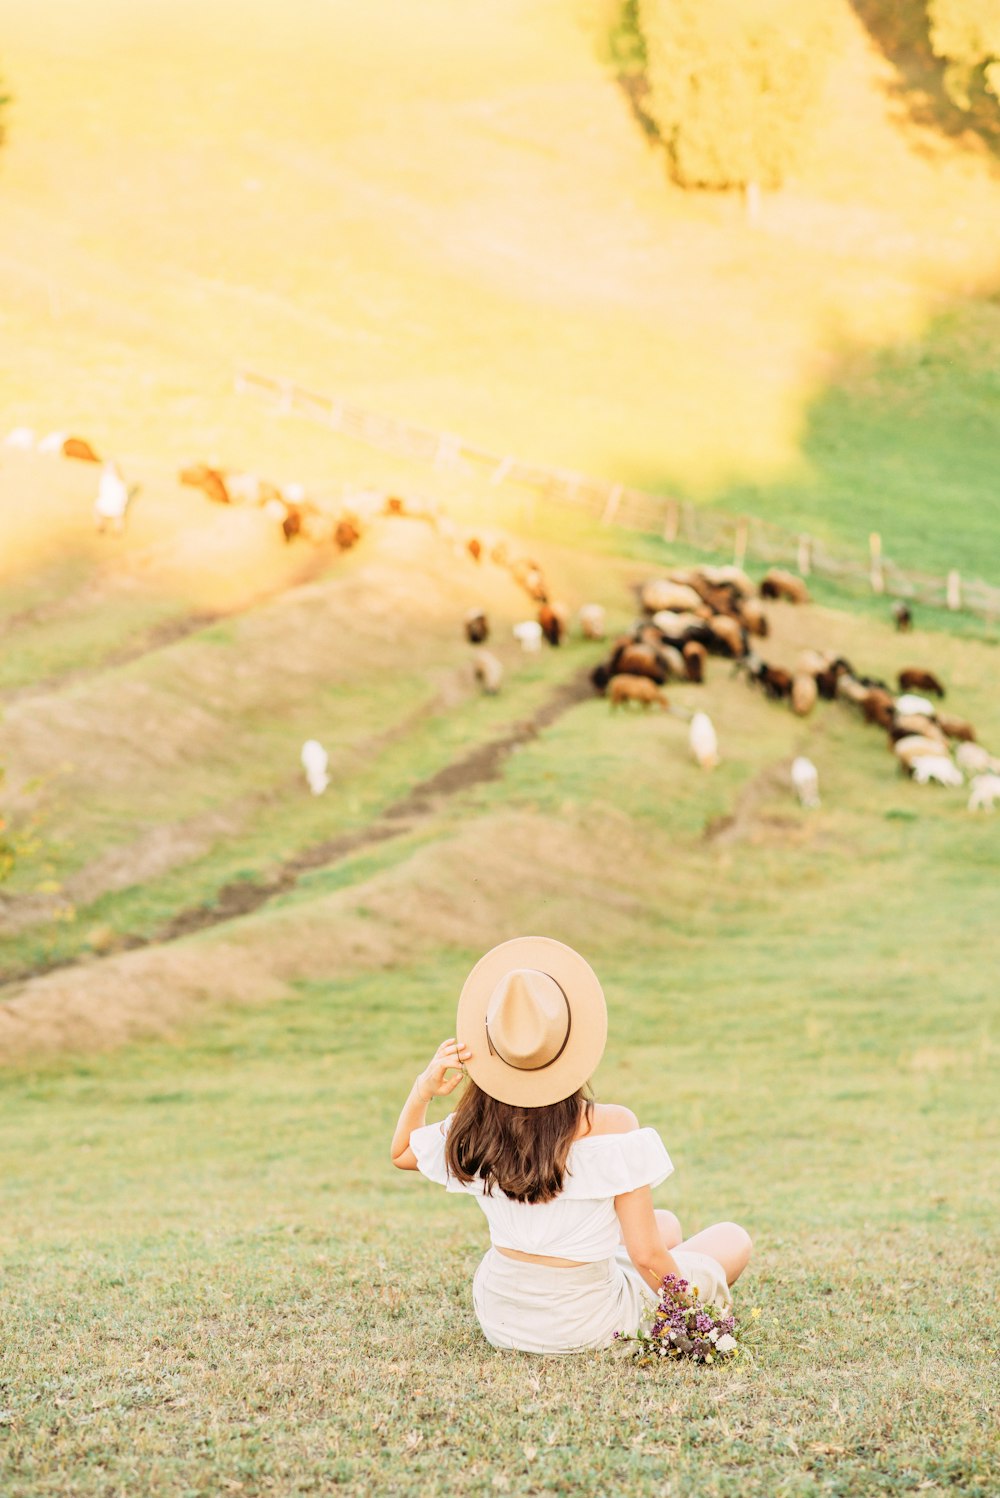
<box><xmin>637</xmin><ymin>0</ymin><xmax>832</xmax><ymax>191</ymax></box>
<box><xmin>927</xmin><ymin>0</ymin><xmax>1000</xmax><ymax>113</ymax></box>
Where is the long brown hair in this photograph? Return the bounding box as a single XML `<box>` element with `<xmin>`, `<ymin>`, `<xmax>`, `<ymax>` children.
<box><xmin>445</xmin><ymin>1079</ymin><xmax>593</xmax><ymax>1204</ymax></box>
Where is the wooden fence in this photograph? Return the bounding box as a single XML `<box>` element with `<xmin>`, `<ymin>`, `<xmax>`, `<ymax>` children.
<box><xmin>235</xmin><ymin>369</ymin><xmax>1000</xmax><ymax>622</ymax></box>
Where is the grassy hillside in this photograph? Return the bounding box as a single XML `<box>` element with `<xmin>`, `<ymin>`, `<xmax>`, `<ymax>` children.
<box><xmin>0</xmin><ymin>509</ymin><xmax>994</xmax><ymax>1492</ymax></box>
<box><xmin>0</xmin><ymin>0</ymin><xmax>999</xmax><ymax>580</ymax></box>
<box><xmin>1</xmin><ymin>489</ymin><xmax>999</xmax><ymax>1493</ymax></box>
<box><xmin>1</xmin><ymin>3</ymin><xmax>999</xmax><ymax>1493</ymax></box>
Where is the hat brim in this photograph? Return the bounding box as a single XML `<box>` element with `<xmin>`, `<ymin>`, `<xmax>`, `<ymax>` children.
<box><xmin>456</xmin><ymin>936</ymin><xmax>607</xmax><ymax>1107</ymax></box>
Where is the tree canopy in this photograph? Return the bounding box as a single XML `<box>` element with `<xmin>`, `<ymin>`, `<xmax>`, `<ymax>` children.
<box><xmin>637</xmin><ymin>0</ymin><xmax>833</xmax><ymax>191</ymax></box>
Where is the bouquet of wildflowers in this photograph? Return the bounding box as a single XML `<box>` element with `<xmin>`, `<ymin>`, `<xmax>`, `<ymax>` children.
<box><xmin>616</xmin><ymin>1273</ymin><xmax>746</xmax><ymax>1364</ymax></box>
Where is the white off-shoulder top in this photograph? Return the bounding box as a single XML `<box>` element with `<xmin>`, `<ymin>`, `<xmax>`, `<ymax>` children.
<box><xmin>409</xmin><ymin>1116</ymin><xmax>673</xmax><ymax>1262</ymax></box>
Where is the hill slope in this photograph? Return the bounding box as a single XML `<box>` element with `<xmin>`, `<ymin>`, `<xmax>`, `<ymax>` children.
<box><xmin>0</xmin><ymin>0</ymin><xmax>999</xmax><ymax>577</ymax></box>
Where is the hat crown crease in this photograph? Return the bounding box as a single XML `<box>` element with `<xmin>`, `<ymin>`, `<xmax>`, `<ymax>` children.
<box><xmin>486</xmin><ymin>968</ymin><xmax>569</xmax><ymax>1071</ymax></box>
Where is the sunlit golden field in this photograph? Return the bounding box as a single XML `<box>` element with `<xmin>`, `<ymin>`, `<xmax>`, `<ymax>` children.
<box><xmin>1</xmin><ymin>3</ymin><xmax>999</xmax><ymax>1495</ymax></box>
<box><xmin>2</xmin><ymin>0</ymin><xmax>1000</xmax><ymax>522</ymax></box>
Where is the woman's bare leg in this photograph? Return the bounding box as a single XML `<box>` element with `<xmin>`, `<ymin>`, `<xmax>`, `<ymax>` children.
<box><xmin>677</xmin><ymin>1222</ymin><xmax>752</xmax><ymax>1286</ymax></box>
<box><xmin>655</xmin><ymin>1209</ymin><xmax>683</xmax><ymax>1251</ymax></box>
<box><xmin>621</xmin><ymin>1208</ymin><xmax>683</xmax><ymax>1252</ymax></box>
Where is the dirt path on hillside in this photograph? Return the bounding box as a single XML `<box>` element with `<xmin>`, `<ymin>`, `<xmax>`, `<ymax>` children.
<box><xmin>0</xmin><ymin>668</ymin><xmax>594</xmax><ymax>992</ymax></box>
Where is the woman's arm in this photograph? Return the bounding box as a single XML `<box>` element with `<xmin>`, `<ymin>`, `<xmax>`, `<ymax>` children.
<box><xmin>615</xmin><ymin>1185</ymin><xmax>681</xmax><ymax>1292</ymax></box>
<box><xmin>390</xmin><ymin>1038</ymin><xmax>471</xmax><ymax>1170</ymax></box>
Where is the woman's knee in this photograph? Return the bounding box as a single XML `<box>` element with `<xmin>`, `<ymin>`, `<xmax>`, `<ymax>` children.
<box><xmin>654</xmin><ymin>1209</ymin><xmax>682</xmax><ymax>1250</ymax></box>
<box><xmin>720</xmin><ymin>1221</ymin><xmax>753</xmax><ymax>1276</ymax></box>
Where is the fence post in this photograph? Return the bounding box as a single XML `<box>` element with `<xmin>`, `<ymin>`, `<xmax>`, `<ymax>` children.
<box><xmin>734</xmin><ymin>517</ymin><xmax>749</xmax><ymax>569</ymax></box>
<box><xmin>869</xmin><ymin>532</ymin><xmax>884</xmax><ymax>594</ymax></box>
<box><xmin>662</xmin><ymin>500</ymin><xmax>679</xmax><ymax>544</ymax></box>
<box><xmin>946</xmin><ymin>569</ymin><xmax>962</xmax><ymax>611</ymax></box>
<box><xmin>797</xmin><ymin>534</ymin><xmax>812</xmax><ymax>576</ymax></box>
<box><xmin>600</xmin><ymin>483</ymin><xmax>623</xmax><ymax>527</ymax></box>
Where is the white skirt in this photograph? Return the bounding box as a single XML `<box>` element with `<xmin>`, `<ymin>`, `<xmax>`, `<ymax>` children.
<box><xmin>472</xmin><ymin>1245</ymin><xmax>731</xmax><ymax>1356</ymax></box>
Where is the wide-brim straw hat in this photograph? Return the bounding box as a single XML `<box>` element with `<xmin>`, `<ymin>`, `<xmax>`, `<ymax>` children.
<box><xmin>456</xmin><ymin>936</ymin><xmax>607</xmax><ymax>1107</ymax></box>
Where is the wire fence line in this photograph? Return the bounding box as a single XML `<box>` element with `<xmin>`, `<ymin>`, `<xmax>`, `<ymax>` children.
<box><xmin>235</xmin><ymin>369</ymin><xmax>1000</xmax><ymax>623</ymax></box>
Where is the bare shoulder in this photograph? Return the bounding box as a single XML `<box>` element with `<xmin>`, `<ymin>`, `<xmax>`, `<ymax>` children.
<box><xmin>578</xmin><ymin>1102</ymin><xmax>640</xmax><ymax>1138</ymax></box>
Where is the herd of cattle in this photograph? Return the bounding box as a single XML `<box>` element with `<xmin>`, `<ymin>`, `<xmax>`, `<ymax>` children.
<box><xmin>458</xmin><ymin>554</ymin><xmax>1000</xmax><ymax>814</ymax></box>
<box><xmin>4</xmin><ymin>426</ymin><xmax>995</xmax><ymax>812</ymax></box>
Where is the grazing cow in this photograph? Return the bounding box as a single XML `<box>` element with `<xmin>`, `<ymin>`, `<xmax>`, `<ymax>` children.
<box><xmin>935</xmin><ymin>712</ymin><xmax>975</xmax><ymax>742</ymax></box>
<box><xmin>682</xmin><ymin>640</ymin><xmax>707</xmax><ymax>683</ymax></box>
<box><xmin>538</xmin><ymin>602</ymin><xmax>568</xmax><ymax>646</ymax></box>
<box><xmin>898</xmin><ymin>668</ymin><xmax>944</xmax><ymax>697</ymax></box>
<box><xmin>335</xmin><ymin>518</ymin><xmax>361</xmax><ymax>549</ymax></box>
<box><xmin>704</xmin><ymin>614</ymin><xmax>746</xmax><ymax>658</ymax></box>
<box><xmin>282</xmin><ymin>506</ymin><xmax>303</xmax><ymax>542</ymax></box>
<box><xmin>301</xmin><ymin>740</ymin><xmax>330</xmax><ymax>796</ymax></box>
<box><xmin>892</xmin><ymin>601</ymin><xmax>913</xmax><ymax>632</ymax></box>
<box><xmin>740</xmin><ymin>599</ymin><xmax>769</xmax><ymax>637</ymax></box>
<box><xmin>641</xmin><ymin>579</ymin><xmax>703</xmax><ymax>614</ymax></box>
<box><xmin>62</xmin><ymin>436</ymin><xmax>101</xmax><ymax>463</ymax></box>
<box><xmin>791</xmin><ymin>757</ymin><xmax>820</xmax><ymax>808</ymax></box>
<box><xmin>464</xmin><ymin>609</ymin><xmax>489</xmax><ymax>645</ymax></box>
<box><xmin>613</xmin><ymin>644</ymin><xmax>668</xmax><ymax>685</ymax></box>
<box><xmin>741</xmin><ymin>655</ymin><xmax>793</xmax><ymax>700</ymax></box>
<box><xmin>467</xmin><ymin>537</ymin><xmax>483</xmax><ymax>563</ymax></box>
<box><xmin>861</xmin><ymin>690</ymin><xmax>895</xmax><ymax>729</ymax></box>
<box><xmin>759</xmin><ymin>569</ymin><xmax>810</xmax><ymax>604</ymax></box>
<box><xmin>609</xmin><ymin>674</ymin><xmax>669</xmax><ymax>711</ymax></box>
<box><xmin>180</xmin><ymin>463</ymin><xmax>230</xmax><ymax>505</ymax></box>
<box><xmin>791</xmin><ymin>674</ymin><xmax>818</xmax><ymax>717</ymax></box>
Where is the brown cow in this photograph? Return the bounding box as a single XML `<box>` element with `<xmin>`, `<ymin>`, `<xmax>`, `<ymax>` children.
<box><xmin>898</xmin><ymin>668</ymin><xmax>945</xmax><ymax>697</ymax></box>
<box><xmin>609</xmin><ymin>675</ymin><xmax>669</xmax><ymax>710</ymax></box>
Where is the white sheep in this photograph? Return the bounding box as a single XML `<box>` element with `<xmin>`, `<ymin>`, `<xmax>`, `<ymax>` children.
<box><xmin>791</xmin><ymin>756</ymin><xmax>820</xmax><ymax>808</ymax></box>
<box><xmin>578</xmin><ymin>604</ymin><xmax>606</xmax><ymax>641</ymax></box>
<box><xmin>688</xmin><ymin>712</ymin><xmax>718</xmax><ymax>769</ymax></box>
<box><xmin>895</xmin><ymin>693</ymin><xmax>935</xmax><ymax>718</ymax></box>
<box><xmin>911</xmin><ymin>756</ymin><xmax>963</xmax><ymax>788</ymax></box>
<box><xmin>4</xmin><ymin>427</ymin><xmax>35</xmax><ymax>449</ymax></box>
<box><xmin>513</xmin><ymin>621</ymin><xmax>543</xmax><ymax>653</ymax></box>
<box><xmin>301</xmin><ymin>739</ymin><xmax>330</xmax><ymax>796</ymax></box>
<box><xmin>38</xmin><ymin>430</ymin><xmax>68</xmax><ymax>454</ymax></box>
<box><xmin>94</xmin><ymin>461</ymin><xmax>130</xmax><ymax>533</ymax></box>
<box><xmin>968</xmin><ymin>773</ymin><xmax>1000</xmax><ymax>811</ymax></box>
<box><xmin>893</xmin><ymin>734</ymin><xmax>947</xmax><ymax>771</ymax></box>
<box><xmin>956</xmin><ymin>742</ymin><xmax>999</xmax><ymax>776</ymax></box>
<box><xmin>472</xmin><ymin>650</ymin><xmax>503</xmax><ymax>695</ymax></box>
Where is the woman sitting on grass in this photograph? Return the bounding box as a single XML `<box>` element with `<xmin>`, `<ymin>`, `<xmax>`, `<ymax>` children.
<box><xmin>391</xmin><ymin>937</ymin><xmax>752</xmax><ymax>1356</ymax></box>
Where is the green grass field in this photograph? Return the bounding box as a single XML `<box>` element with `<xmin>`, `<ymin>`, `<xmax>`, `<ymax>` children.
<box><xmin>2</xmin><ymin>1</ymin><xmax>1000</xmax><ymax>1492</ymax></box>
<box><xmin>2</xmin><ymin>500</ymin><xmax>999</xmax><ymax>1495</ymax></box>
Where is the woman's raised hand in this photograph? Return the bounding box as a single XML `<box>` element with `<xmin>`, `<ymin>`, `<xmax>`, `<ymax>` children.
<box><xmin>417</xmin><ymin>1038</ymin><xmax>471</xmax><ymax>1101</ymax></box>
